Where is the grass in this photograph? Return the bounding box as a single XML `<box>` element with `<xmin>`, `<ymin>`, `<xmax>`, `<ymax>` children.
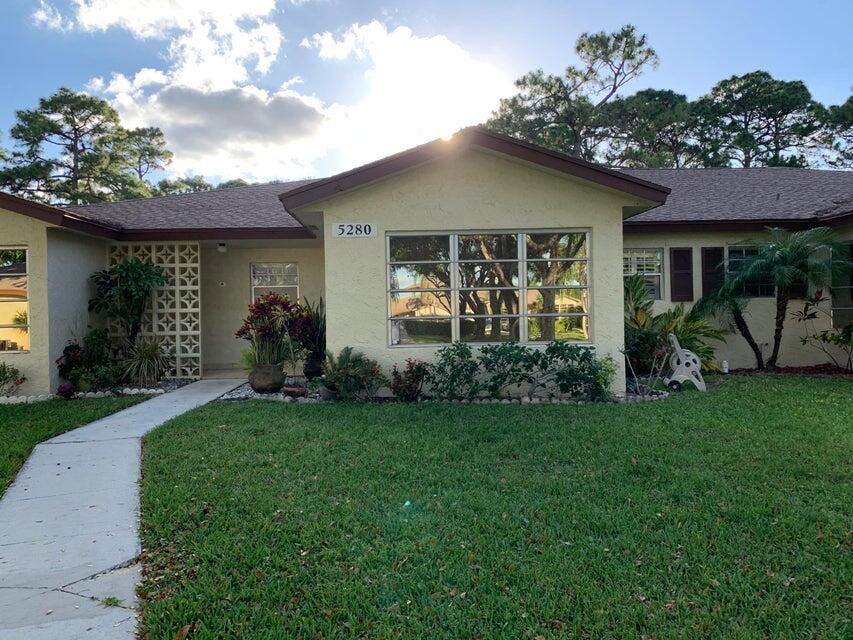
<box><xmin>139</xmin><ymin>376</ymin><xmax>852</xmax><ymax>639</ymax></box>
<box><xmin>0</xmin><ymin>396</ymin><xmax>145</xmax><ymax>495</ymax></box>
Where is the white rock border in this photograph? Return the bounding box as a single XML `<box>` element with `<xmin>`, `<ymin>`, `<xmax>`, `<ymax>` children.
<box><xmin>0</xmin><ymin>394</ymin><xmax>55</xmax><ymax>405</ymax></box>
<box><xmin>0</xmin><ymin>387</ymin><xmax>169</xmax><ymax>405</ymax></box>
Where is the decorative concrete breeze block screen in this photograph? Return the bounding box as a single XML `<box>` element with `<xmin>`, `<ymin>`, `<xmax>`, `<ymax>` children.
<box><xmin>108</xmin><ymin>243</ymin><xmax>201</xmax><ymax>378</ymax></box>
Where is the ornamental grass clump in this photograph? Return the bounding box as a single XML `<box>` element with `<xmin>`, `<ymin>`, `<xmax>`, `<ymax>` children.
<box><xmin>123</xmin><ymin>336</ymin><xmax>173</xmax><ymax>387</ymax></box>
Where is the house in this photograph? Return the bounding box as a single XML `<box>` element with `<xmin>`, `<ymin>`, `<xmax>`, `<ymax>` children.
<box><xmin>1</xmin><ymin>127</ymin><xmax>851</xmax><ymax>395</ymax></box>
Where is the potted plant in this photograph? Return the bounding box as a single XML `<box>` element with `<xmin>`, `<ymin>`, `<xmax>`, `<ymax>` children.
<box><xmin>236</xmin><ymin>293</ymin><xmax>304</xmax><ymax>394</ymax></box>
<box><xmin>289</xmin><ymin>297</ymin><xmax>326</xmax><ymax>380</ymax></box>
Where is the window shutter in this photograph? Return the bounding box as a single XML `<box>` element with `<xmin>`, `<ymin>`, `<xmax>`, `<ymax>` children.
<box><xmin>788</xmin><ymin>279</ymin><xmax>808</xmax><ymax>299</ymax></box>
<box><xmin>670</xmin><ymin>248</ymin><xmax>694</xmax><ymax>302</ymax></box>
<box><xmin>701</xmin><ymin>247</ymin><xmax>725</xmax><ymax>297</ymax></box>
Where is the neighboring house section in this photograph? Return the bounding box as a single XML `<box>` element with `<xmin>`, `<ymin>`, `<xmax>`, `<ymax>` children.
<box><xmin>0</xmin><ymin>128</ymin><xmax>851</xmax><ymax>394</ymax></box>
<box><xmin>623</xmin><ymin>169</ymin><xmax>853</xmax><ymax>369</ymax></box>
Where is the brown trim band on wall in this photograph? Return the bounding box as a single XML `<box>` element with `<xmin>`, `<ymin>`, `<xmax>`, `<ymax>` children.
<box><xmin>670</xmin><ymin>247</ymin><xmax>694</xmax><ymax>302</ymax></box>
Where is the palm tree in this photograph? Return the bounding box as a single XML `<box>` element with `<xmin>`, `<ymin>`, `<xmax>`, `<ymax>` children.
<box><xmin>728</xmin><ymin>227</ymin><xmax>847</xmax><ymax>369</ymax></box>
<box><xmin>695</xmin><ymin>285</ymin><xmax>766</xmax><ymax>369</ymax></box>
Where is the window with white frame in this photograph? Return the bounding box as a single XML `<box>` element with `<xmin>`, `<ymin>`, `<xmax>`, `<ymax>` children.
<box><xmin>251</xmin><ymin>263</ymin><xmax>299</xmax><ymax>302</ymax></box>
<box><xmin>623</xmin><ymin>248</ymin><xmax>663</xmax><ymax>299</ymax></box>
<box><xmin>387</xmin><ymin>232</ymin><xmax>590</xmax><ymax>345</ymax></box>
<box><xmin>831</xmin><ymin>242</ymin><xmax>853</xmax><ymax>328</ymax></box>
<box><xmin>727</xmin><ymin>246</ymin><xmax>774</xmax><ymax>297</ymax></box>
<box><xmin>0</xmin><ymin>248</ymin><xmax>29</xmax><ymax>352</ymax></box>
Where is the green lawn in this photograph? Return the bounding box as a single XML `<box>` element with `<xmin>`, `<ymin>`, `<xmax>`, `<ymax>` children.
<box><xmin>0</xmin><ymin>396</ymin><xmax>145</xmax><ymax>495</ymax></box>
<box><xmin>139</xmin><ymin>376</ymin><xmax>852</xmax><ymax>639</ymax></box>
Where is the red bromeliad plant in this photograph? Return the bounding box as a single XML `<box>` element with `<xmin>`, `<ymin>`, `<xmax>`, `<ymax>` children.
<box><xmin>235</xmin><ymin>292</ymin><xmax>303</xmax><ymax>341</ymax></box>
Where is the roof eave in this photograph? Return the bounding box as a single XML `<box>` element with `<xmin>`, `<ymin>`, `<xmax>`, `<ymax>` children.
<box><xmin>0</xmin><ymin>192</ymin><xmax>120</xmax><ymax>239</ymax></box>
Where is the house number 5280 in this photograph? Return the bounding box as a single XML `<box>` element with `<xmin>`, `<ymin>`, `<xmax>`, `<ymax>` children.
<box><xmin>334</xmin><ymin>223</ymin><xmax>376</xmax><ymax>237</ymax></box>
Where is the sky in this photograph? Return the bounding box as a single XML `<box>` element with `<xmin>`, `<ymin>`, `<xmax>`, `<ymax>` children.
<box><xmin>2</xmin><ymin>0</ymin><xmax>851</xmax><ymax>183</ymax></box>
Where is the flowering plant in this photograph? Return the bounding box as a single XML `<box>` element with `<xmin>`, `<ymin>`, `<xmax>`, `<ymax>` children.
<box><xmin>57</xmin><ymin>382</ymin><xmax>75</xmax><ymax>400</ymax></box>
<box><xmin>390</xmin><ymin>358</ymin><xmax>428</xmax><ymax>402</ymax></box>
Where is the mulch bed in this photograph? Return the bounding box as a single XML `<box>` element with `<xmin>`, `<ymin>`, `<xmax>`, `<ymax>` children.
<box><xmin>730</xmin><ymin>363</ymin><xmax>853</xmax><ymax>379</ymax></box>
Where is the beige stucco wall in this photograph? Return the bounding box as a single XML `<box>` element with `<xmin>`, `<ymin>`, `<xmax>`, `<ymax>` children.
<box><xmin>623</xmin><ymin>230</ymin><xmax>841</xmax><ymax>369</ymax></box>
<box><xmin>200</xmin><ymin>241</ymin><xmax>325</xmax><ymax>372</ymax></box>
<box><xmin>303</xmin><ymin>147</ymin><xmax>652</xmax><ymax>392</ymax></box>
<box><xmin>0</xmin><ymin>209</ymin><xmax>52</xmax><ymax>394</ymax></box>
<box><xmin>46</xmin><ymin>229</ymin><xmax>108</xmax><ymax>389</ymax></box>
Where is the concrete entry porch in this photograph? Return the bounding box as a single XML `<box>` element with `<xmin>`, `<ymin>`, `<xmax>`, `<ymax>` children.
<box><xmin>200</xmin><ymin>237</ymin><xmax>325</xmax><ymax>377</ymax></box>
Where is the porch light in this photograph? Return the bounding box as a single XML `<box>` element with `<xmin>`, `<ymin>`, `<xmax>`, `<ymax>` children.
<box><xmin>217</xmin><ymin>243</ymin><xmax>227</xmax><ymax>253</ymax></box>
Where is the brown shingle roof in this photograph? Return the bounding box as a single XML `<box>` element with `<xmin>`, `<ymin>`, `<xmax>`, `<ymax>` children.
<box><xmin>64</xmin><ymin>180</ymin><xmax>316</xmax><ymax>233</ymax></box>
<box><xmin>622</xmin><ymin>168</ymin><xmax>853</xmax><ymax>229</ymax></box>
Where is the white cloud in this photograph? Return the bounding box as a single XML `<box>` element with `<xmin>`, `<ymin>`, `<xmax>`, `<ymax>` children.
<box><xmin>47</xmin><ymin>1</ymin><xmax>512</xmax><ymax>182</ymax></box>
<box><xmin>34</xmin><ymin>0</ymin><xmax>282</xmax><ymax>91</ymax></box>
<box><xmin>112</xmin><ymin>85</ymin><xmax>326</xmax><ymax>179</ymax></box>
<box><xmin>31</xmin><ymin>1</ymin><xmax>74</xmax><ymax>31</ymax></box>
<box><xmin>70</xmin><ymin>0</ymin><xmax>277</xmax><ymax>39</ymax></box>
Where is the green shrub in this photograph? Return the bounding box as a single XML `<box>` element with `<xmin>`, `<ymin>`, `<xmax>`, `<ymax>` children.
<box><xmin>89</xmin><ymin>258</ymin><xmax>166</xmax><ymax>344</ymax></box>
<box><xmin>426</xmin><ymin>342</ymin><xmax>481</xmax><ymax>400</ymax></box>
<box><xmin>478</xmin><ymin>342</ymin><xmax>540</xmax><ymax>398</ymax></box>
<box><xmin>323</xmin><ymin>347</ymin><xmax>386</xmax><ymax>401</ymax></box>
<box><xmin>535</xmin><ymin>342</ymin><xmax>615</xmax><ymax>401</ymax></box>
<box><xmin>623</xmin><ymin>325</ymin><xmax>659</xmax><ymax>375</ymax></box>
<box><xmin>55</xmin><ymin>328</ymin><xmax>122</xmax><ymax>392</ymax></box>
<box><xmin>428</xmin><ymin>341</ymin><xmax>616</xmax><ymax>401</ymax></box>
<box><xmin>0</xmin><ymin>362</ymin><xmax>26</xmax><ymax>396</ymax></box>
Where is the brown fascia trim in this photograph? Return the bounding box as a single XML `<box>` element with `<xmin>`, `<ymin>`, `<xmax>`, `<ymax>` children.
<box><xmin>279</xmin><ymin>126</ymin><xmax>670</xmax><ymax>210</ymax></box>
<box><xmin>819</xmin><ymin>211</ymin><xmax>853</xmax><ymax>227</ymax></box>
<box><xmin>623</xmin><ymin>218</ymin><xmax>821</xmax><ymax>233</ymax></box>
<box><xmin>116</xmin><ymin>226</ymin><xmax>316</xmax><ymax>241</ymax></box>
<box><xmin>0</xmin><ymin>192</ymin><xmax>120</xmax><ymax>239</ymax></box>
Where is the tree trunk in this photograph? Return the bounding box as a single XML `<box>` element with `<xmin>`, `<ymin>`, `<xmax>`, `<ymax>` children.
<box><xmin>767</xmin><ymin>289</ymin><xmax>790</xmax><ymax>369</ymax></box>
<box><xmin>731</xmin><ymin>306</ymin><xmax>765</xmax><ymax>369</ymax></box>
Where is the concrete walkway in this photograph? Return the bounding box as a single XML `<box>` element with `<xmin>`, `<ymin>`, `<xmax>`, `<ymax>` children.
<box><xmin>0</xmin><ymin>379</ymin><xmax>242</xmax><ymax>639</ymax></box>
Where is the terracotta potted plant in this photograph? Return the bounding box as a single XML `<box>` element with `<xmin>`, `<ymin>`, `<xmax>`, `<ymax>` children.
<box><xmin>237</xmin><ymin>293</ymin><xmax>305</xmax><ymax>394</ymax></box>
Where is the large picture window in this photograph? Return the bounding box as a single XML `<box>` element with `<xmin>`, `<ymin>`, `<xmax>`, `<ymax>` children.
<box><xmin>251</xmin><ymin>263</ymin><xmax>299</xmax><ymax>302</ymax></box>
<box><xmin>388</xmin><ymin>232</ymin><xmax>590</xmax><ymax>346</ymax></box>
<box><xmin>727</xmin><ymin>246</ymin><xmax>774</xmax><ymax>297</ymax></box>
<box><xmin>0</xmin><ymin>248</ymin><xmax>29</xmax><ymax>352</ymax></box>
<box><xmin>623</xmin><ymin>248</ymin><xmax>663</xmax><ymax>299</ymax></box>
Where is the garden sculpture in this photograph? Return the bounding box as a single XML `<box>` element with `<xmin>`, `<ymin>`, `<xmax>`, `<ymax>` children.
<box><xmin>663</xmin><ymin>333</ymin><xmax>706</xmax><ymax>392</ymax></box>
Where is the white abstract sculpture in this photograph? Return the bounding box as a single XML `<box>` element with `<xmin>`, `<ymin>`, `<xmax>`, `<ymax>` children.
<box><xmin>663</xmin><ymin>333</ymin><xmax>706</xmax><ymax>392</ymax></box>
